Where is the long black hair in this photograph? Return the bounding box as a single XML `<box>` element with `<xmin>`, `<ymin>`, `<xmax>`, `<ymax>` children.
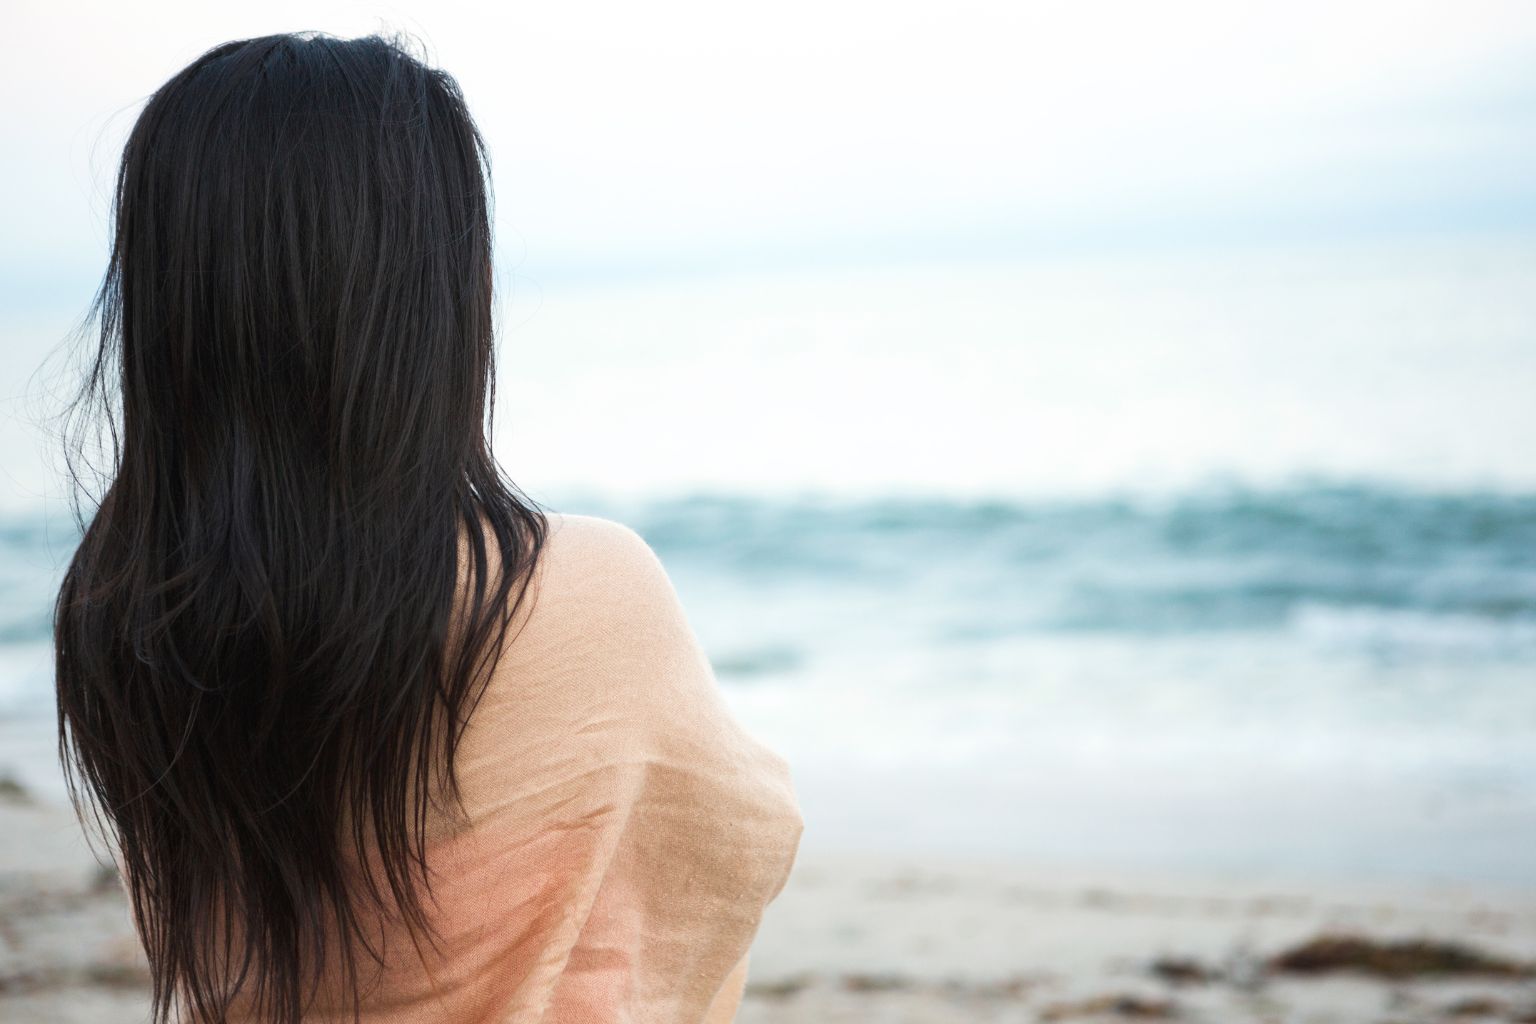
<box><xmin>54</xmin><ymin>32</ymin><xmax>546</xmax><ymax>1023</ymax></box>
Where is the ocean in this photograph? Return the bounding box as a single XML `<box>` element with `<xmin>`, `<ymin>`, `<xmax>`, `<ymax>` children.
<box><xmin>3</xmin><ymin>482</ymin><xmax>1535</xmax><ymax>885</ymax></box>
<box><xmin>3</xmin><ymin>237</ymin><xmax>1535</xmax><ymax>887</ymax></box>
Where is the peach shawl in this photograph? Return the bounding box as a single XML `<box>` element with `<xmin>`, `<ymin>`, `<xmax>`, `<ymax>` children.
<box><xmin>266</xmin><ymin>513</ymin><xmax>803</xmax><ymax>1023</ymax></box>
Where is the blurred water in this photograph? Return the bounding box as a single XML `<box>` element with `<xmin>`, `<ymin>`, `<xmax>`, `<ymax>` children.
<box><xmin>5</xmin><ymin>237</ymin><xmax>1536</xmax><ymax>883</ymax></box>
<box><xmin>607</xmin><ymin>485</ymin><xmax>1536</xmax><ymax>884</ymax></box>
<box><xmin>5</xmin><ymin>483</ymin><xmax>1534</xmax><ymax>884</ymax></box>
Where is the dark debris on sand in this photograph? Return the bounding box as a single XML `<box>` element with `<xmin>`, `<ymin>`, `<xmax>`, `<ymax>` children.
<box><xmin>746</xmin><ymin>972</ymin><xmax>1040</xmax><ymax>1003</ymax></box>
<box><xmin>1039</xmin><ymin>994</ymin><xmax>1177</xmax><ymax>1020</ymax></box>
<box><xmin>0</xmin><ymin>774</ymin><xmax>32</xmax><ymax>805</ymax></box>
<box><xmin>1150</xmin><ymin>956</ymin><xmax>1220</xmax><ymax>986</ymax></box>
<box><xmin>1269</xmin><ymin>934</ymin><xmax>1535</xmax><ymax>980</ymax></box>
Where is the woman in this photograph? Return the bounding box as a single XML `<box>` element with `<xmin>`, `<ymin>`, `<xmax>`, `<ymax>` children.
<box><xmin>54</xmin><ymin>32</ymin><xmax>802</xmax><ymax>1024</ymax></box>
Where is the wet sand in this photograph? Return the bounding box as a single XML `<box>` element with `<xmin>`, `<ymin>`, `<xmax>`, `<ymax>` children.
<box><xmin>3</xmin><ymin>794</ymin><xmax>1535</xmax><ymax>1023</ymax></box>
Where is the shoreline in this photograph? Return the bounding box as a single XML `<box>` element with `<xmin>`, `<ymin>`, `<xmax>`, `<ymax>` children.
<box><xmin>5</xmin><ymin>796</ymin><xmax>1536</xmax><ymax>1022</ymax></box>
<box><xmin>741</xmin><ymin>851</ymin><xmax>1536</xmax><ymax>1022</ymax></box>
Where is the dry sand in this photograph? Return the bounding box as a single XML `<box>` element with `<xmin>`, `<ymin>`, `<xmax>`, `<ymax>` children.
<box><xmin>3</xmin><ymin>792</ymin><xmax>1535</xmax><ymax>1023</ymax></box>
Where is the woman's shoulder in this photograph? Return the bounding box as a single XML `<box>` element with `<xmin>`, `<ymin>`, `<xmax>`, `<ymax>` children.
<box><xmin>458</xmin><ymin>510</ymin><xmax>726</xmax><ymax>799</ymax></box>
<box><xmin>539</xmin><ymin>512</ymin><xmax>663</xmax><ymax>579</ymax></box>
<box><xmin>484</xmin><ymin>511</ymin><xmax>701</xmax><ymax>698</ymax></box>
<box><xmin>527</xmin><ymin>512</ymin><xmax>679</xmax><ymax>623</ymax></box>
<box><xmin>460</xmin><ymin>509</ymin><xmax>802</xmax><ymax>860</ymax></box>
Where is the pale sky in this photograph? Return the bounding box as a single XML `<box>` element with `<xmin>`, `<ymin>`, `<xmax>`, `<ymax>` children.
<box><xmin>3</xmin><ymin>0</ymin><xmax>1535</xmax><ymax>302</ymax></box>
<box><xmin>3</xmin><ymin>1</ymin><xmax>1536</xmax><ymax>504</ymax></box>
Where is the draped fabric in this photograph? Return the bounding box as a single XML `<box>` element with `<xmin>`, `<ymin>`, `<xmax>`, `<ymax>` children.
<box><xmin>236</xmin><ymin>513</ymin><xmax>803</xmax><ymax>1023</ymax></box>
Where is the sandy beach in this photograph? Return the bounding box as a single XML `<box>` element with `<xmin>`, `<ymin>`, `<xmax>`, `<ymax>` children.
<box><xmin>4</xmin><ymin>788</ymin><xmax>1535</xmax><ymax>1024</ymax></box>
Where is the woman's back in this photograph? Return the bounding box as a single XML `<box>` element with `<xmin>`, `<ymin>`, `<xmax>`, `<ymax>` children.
<box><xmin>277</xmin><ymin>514</ymin><xmax>803</xmax><ymax>1023</ymax></box>
<box><xmin>53</xmin><ymin>32</ymin><xmax>800</xmax><ymax>1023</ymax></box>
